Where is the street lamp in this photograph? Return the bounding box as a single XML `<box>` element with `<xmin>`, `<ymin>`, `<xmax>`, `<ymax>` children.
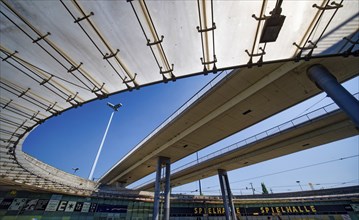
<box><xmin>196</xmin><ymin>152</ymin><xmax>203</xmax><ymax>196</ymax></box>
<box><xmin>246</xmin><ymin>183</ymin><xmax>255</xmax><ymax>195</ymax></box>
<box><xmin>88</xmin><ymin>102</ymin><xmax>122</xmax><ymax>180</ymax></box>
<box><xmin>296</xmin><ymin>180</ymin><xmax>303</xmax><ymax>191</ymax></box>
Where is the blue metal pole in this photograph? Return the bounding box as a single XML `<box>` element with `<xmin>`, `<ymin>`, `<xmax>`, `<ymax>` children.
<box><xmin>218</xmin><ymin>169</ymin><xmax>231</xmax><ymax>220</ymax></box>
<box><xmin>224</xmin><ymin>173</ymin><xmax>237</xmax><ymax>220</ymax></box>
<box><xmin>307</xmin><ymin>64</ymin><xmax>359</xmax><ymax>128</ymax></box>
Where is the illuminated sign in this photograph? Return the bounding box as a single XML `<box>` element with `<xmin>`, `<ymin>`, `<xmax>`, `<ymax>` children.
<box><xmin>193</xmin><ymin>206</ymin><xmax>317</xmax><ymax>216</ymax></box>
<box><xmin>259</xmin><ymin>205</ymin><xmax>316</xmax><ymax>214</ymax></box>
<box><xmin>194</xmin><ymin>207</ymin><xmax>241</xmax><ymax>215</ymax></box>
<box><xmin>170</xmin><ymin>204</ymin><xmax>353</xmax><ymax>216</ymax></box>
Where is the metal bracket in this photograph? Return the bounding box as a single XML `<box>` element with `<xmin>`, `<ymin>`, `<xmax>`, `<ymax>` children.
<box><xmin>201</xmin><ymin>55</ymin><xmax>217</xmax><ymax>65</ymax></box>
<box><xmin>147</xmin><ymin>35</ymin><xmax>164</xmax><ymax>46</ymax></box>
<box><xmin>123</xmin><ymin>73</ymin><xmax>139</xmax><ymax>91</ymax></box>
<box><xmin>18</xmin><ymin>88</ymin><xmax>30</xmax><ymax>98</ymax></box>
<box><xmin>313</xmin><ymin>1</ymin><xmax>343</xmax><ymax>10</ymax></box>
<box><xmin>92</xmin><ymin>83</ymin><xmax>108</xmax><ymax>99</ymax></box>
<box><xmin>103</xmin><ymin>49</ymin><xmax>120</xmax><ymax>60</ymax></box>
<box><xmin>160</xmin><ymin>64</ymin><xmax>174</xmax><ymax>74</ymax></box>
<box><xmin>30</xmin><ymin>111</ymin><xmax>40</xmax><ymax>121</ymax></box>
<box><xmin>96</xmin><ymin>92</ymin><xmax>109</xmax><ymax>99</ymax></box>
<box><xmin>40</xmin><ymin>75</ymin><xmax>53</xmax><ymax>85</ymax></box>
<box><xmin>6</xmin><ymin>150</ymin><xmax>12</xmax><ymax>156</ymax></box>
<box><xmin>7</xmin><ymin>147</ymin><xmax>14</xmax><ymax>155</ymax></box>
<box><xmin>293</xmin><ymin>40</ymin><xmax>317</xmax><ymax>61</ymax></box>
<box><xmin>197</xmin><ymin>22</ymin><xmax>216</xmax><ymax>32</ymax></box>
<box><xmin>66</xmin><ymin>92</ymin><xmax>80</xmax><ymax>106</ymax></box>
<box><xmin>252</xmin><ymin>14</ymin><xmax>269</xmax><ymax>21</ymax></box>
<box><xmin>92</xmin><ymin>83</ymin><xmax>105</xmax><ymax>93</ymax></box>
<box><xmin>68</xmin><ymin>62</ymin><xmax>83</xmax><ymax>73</ymax></box>
<box><xmin>9</xmin><ymin>132</ymin><xmax>21</xmax><ymax>138</ymax></box>
<box><xmin>200</xmin><ymin>55</ymin><xmax>217</xmax><ymax>73</ymax></box>
<box><xmin>25</xmin><ymin>125</ymin><xmax>32</xmax><ymax>132</ymax></box>
<box><xmin>160</xmin><ymin>64</ymin><xmax>176</xmax><ymax>82</ymax></box>
<box><xmin>18</xmin><ymin>120</ymin><xmax>29</xmax><ymax>131</ymax></box>
<box><xmin>245</xmin><ymin>47</ymin><xmax>266</xmax><ymax>67</ymax></box>
<box><xmin>3</xmin><ymin>140</ymin><xmax>16</xmax><ymax>146</ymax></box>
<box><xmin>33</xmin><ymin>32</ymin><xmax>51</xmax><ymax>43</ymax></box>
<box><xmin>74</xmin><ymin>11</ymin><xmax>94</xmax><ymax>23</ymax></box>
<box><xmin>2</xmin><ymin>99</ymin><xmax>12</xmax><ymax>109</ymax></box>
<box><xmin>46</xmin><ymin>102</ymin><xmax>57</xmax><ymax>113</ymax></box>
<box><xmin>2</xmin><ymin>50</ymin><xmax>18</xmax><ymax>61</ymax></box>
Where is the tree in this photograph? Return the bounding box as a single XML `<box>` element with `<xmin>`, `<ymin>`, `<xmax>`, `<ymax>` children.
<box><xmin>261</xmin><ymin>182</ymin><xmax>269</xmax><ymax>194</ymax></box>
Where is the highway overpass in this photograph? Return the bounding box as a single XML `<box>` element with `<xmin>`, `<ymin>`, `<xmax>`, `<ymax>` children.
<box><xmin>136</xmin><ymin>106</ymin><xmax>359</xmax><ymax>190</ymax></box>
<box><xmin>100</xmin><ymin>56</ymin><xmax>359</xmax><ymax>186</ymax></box>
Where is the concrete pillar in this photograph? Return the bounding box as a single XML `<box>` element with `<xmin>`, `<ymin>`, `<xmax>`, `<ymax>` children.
<box><xmin>218</xmin><ymin>169</ymin><xmax>237</xmax><ymax>220</ymax></box>
<box><xmin>164</xmin><ymin>158</ymin><xmax>171</xmax><ymax>220</ymax></box>
<box><xmin>307</xmin><ymin>64</ymin><xmax>359</xmax><ymax>128</ymax></box>
<box><xmin>153</xmin><ymin>157</ymin><xmax>162</xmax><ymax>220</ymax></box>
<box><xmin>153</xmin><ymin>157</ymin><xmax>171</xmax><ymax>220</ymax></box>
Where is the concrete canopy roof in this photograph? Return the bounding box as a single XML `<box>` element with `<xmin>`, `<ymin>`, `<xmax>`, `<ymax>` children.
<box><xmin>0</xmin><ymin>0</ymin><xmax>358</xmax><ymax>194</ymax></box>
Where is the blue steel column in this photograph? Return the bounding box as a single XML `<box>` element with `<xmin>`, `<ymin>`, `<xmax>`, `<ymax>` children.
<box><xmin>164</xmin><ymin>158</ymin><xmax>171</xmax><ymax>220</ymax></box>
<box><xmin>218</xmin><ymin>170</ymin><xmax>230</xmax><ymax>220</ymax></box>
<box><xmin>153</xmin><ymin>157</ymin><xmax>171</xmax><ymax>220</ymax></box>
<box><xmin>224</xmin><ymin>173</ymin><xmax>237</xmax><ymax>220</ymax></box>
<box><xmin>218</xmin><ymin>169</ymin><xmax>237</xmax><ymax>220</ymax></box>
<box><xmin>307</xmin><ymin>64</ymin><xmax>359</xmax><ymax>128</ymax></box>
<box><xmin>153</xmin><ymin>157</ymin><xmax>162</xmax><ymax>220</ymax></box>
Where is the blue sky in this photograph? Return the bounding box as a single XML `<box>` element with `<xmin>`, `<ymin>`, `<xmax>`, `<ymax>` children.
<box><xmin>23</xmin><ymin>73</ymin><xmax>359</xmax><ymax>195</ymax></box>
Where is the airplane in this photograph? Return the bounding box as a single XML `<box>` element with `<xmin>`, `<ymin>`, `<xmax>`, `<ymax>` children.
<box><xmin>107</xmin><ymin>102</ymin><xmax>122</xmax><ymax>111</ymax></box>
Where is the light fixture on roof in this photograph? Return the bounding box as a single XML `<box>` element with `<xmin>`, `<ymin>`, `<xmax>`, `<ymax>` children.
<box><xmin>107</xmin><ymin>102</ymin><xmax>122</xmax><ymax>111</ymax></box>
<box><xmin>259</xmin><ymin>0</ymin><xmax>286</xmax><ymax>43</ymax></box>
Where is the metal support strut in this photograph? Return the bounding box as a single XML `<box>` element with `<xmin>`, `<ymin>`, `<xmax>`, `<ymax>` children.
<box><xmin>153</xmin><ymin>157</ymin><xmax>171</xmax><ymax>220</ymax></box>
<box><xmin>218</xmin><ymin>169</ymin><xmax>237</xmax><ymax>220</ymax></box>
<box><xmin>307</xmin><ymin>64</ymin><xmax>359</xmax><ymax>128</ymax></box>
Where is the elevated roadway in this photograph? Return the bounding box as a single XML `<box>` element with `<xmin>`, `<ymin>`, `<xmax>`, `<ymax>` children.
<box><xmin>100</xmin><ymin>56</ymin><xmax>359</xmax><ymax>187</ymax></box>
<box><xmin>137</xmin><ymin>108</ymin><xmax>358</xmax><ymax>191</ymax></box>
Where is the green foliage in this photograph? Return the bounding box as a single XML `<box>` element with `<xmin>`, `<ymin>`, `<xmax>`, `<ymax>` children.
<box><xmin>261</xmin><ymin>182</ymin><xmax>269</xmax><ymax>194</ymax></box>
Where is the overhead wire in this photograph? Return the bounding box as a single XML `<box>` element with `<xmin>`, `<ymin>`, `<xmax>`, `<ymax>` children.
<box><xmin>294</xmin><ymin>94</ymin><xmax>328</xmax><ymax>118</ymax></box>
<box><xmin>203</xmin><ymin>155</ymin><xmax>359</xmax><ymax>189</ymax></box>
